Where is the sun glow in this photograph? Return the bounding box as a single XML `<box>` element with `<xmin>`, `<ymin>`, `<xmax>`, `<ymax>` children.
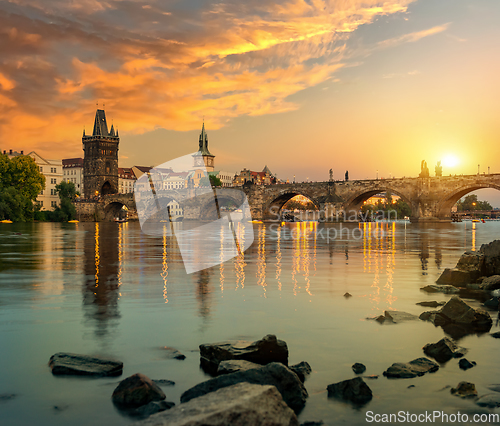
<box><xmin>442</xmin><ymin>155</ymin><xmax>459</xmax><ymax>168</ymax></box>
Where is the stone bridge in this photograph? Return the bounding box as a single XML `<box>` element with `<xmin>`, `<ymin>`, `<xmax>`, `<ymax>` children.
<box><xmin>76</xmin><ymin>174</ymin><xmax>500</xmax><ymax>222</ymax></box>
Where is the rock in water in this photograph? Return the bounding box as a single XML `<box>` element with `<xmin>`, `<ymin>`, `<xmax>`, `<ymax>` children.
<box><xmin>419</xmin><ymin>296</ymin><xmax>492</xmax><ymax>335</ymax></box>
<box><xmin>458</xmin><ymin>359</ymin><xmax>476</xmax><ymax>370</ymax></box>
<box><xmin>160</xmin><ymin>347</ymin><xmax>186</xmax><ymax>360</ymax></box>
<box><xmin>436</xmin><ymin>268</ymin><xmax>480</xmax><ymax>286</ymax></box>
<box><xmin>422</xmin><ymin>337</ymin><xmax>467</xmax><ymax>363</ymax></box>
<box><xmin>416</xmin><ymin>301</ymin><xmax>446</xmax><ymax>308</ymax></box>
<box><xmin>112</xmin><ymin>373</ymin><xmax>166</xmax><ymax>408</ymax></box>
<box><xmin>480</xmin><ymin>240</ymin><xmax>500</xmax><ymax>276</ymax></box>
<box><xmin>180</xmin><ymin>362</ymin><xmax>307</xmax><ymax>413</ymax></box>
<box><xmin>421</xmin><ymin>285</ymin><xmax>460</xmax><ymax>294</ymax></box>
<box><xmin>327</xmin><ymin>377</ymin><xmax>372</xmax><ymax>405</ymax></box>
<box><xmin>383</xmin><ymin>358</ymin><xmax>439</xmax><ymax>379</ymax></box>
<box><xmin>199</xmin><ymin>334</ymin><xmax>288</xmax><ymax>374</ymax></box>
<box><xmin>368</xmin><ymin>310</ymin><xmax>419</xmax><ymax>324</ymax></box>
<box><xmin>135</xmin><ymin>383</ymin><xmax>299</xmax><ymax>426</ymax></box>
<box><xmin>352</xmin><ymin>363</ymin><xmax>366</xmax><ymax>374</ymax></box>
<box><xmin>479</xmin><ymin>276</ymin><xmax>500</xmax><ymax>291</ymax></box>
<box><xmin>48</xmin><ymin>353</ymin><xmax>123</xmax><ymax>377</ymax></box>
<box><xmin>491</xmin><ymin>331</ymin><xmax>500</xmax><ymax>338</ymax></box>
<box><xmin>476</xmin><ymin>394</ymin><xmax>500</xmax><ymax>408</ymax></box>
<box><xmin>290</xmin><ymin>361</ymin><xmax>312</xmax><ymax>383</ymax></box>
<box><xmin>451</xmin><ymin>382</ymin><xmax>478</xmax><ymax>399</ymax></box>
<box><xmin>217</xmin><ymin>360</ymin><xmax>260</xmax><ymax>375</ymax></box>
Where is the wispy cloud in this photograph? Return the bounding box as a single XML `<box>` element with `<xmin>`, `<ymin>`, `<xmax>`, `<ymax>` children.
<box><xmin>0</xmin><ymin>0</ymin><xmax>428</xmax><ymax>156</ymax></box>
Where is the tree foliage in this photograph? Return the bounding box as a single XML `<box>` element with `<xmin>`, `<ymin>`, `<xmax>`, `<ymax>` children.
<box><xmin>47</xmin><ymin>181</ymin><xmax>77</xmax><ymax>222</ymax></box>
<box><xmin>0</xmin><ymin>153</ymin><xmax>46</xmax><ymax>221</ymax></box>
<box><xmin>456</xmin><ymin>194</ymin><xmax>492</xmax><ymax>212</ymax></box>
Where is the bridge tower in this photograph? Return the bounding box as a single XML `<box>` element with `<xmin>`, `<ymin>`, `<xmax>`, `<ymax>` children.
<box><xmin>193</xmin><ymin>121</ymin><xmax>215</xmax><ymax>172</ymax></box>
<box><xmin>82</xmin><ymin>109</ymin><xmax>119</xmax><ymax>199</ymax></box>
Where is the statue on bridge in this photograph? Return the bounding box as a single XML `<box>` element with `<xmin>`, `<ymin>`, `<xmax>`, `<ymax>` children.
<box><xmin>329</xmin><ymin>169</ymin><xmax>333</xmax><ymax>182</ymax></box>
<box><xmin>345</xmin><ymin>170</ymin><xmax>349</xmax><ymax>181</ymax></box>
<box><xmin>435</xmin><ymin>161</ymin><xmax>442</xmax><ymax>177</ymax></box>
<box><xmin>419</xmin><ymin>160</ymin><xmax>430</xmax><ymax>178</ymax></box>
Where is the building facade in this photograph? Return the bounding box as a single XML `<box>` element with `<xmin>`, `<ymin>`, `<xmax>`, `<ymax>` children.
<box><xmin>62</xmin><ymin>158</ymin><xmax>84</xmax><ymax>194</ymax></box>
<box><xmin>83</xmin><ymin>109</ymin><xmax>119</xmax><ymax>199</ymax></box>
<box><xmin>118</xmin><ymin>167</ymin><xmax>136</xmax><ymax>194</ymax></box>
<box><xmin>4</xmin><ymin>149</ymin><xmax>62</xmax><ymax>210</ymax></box>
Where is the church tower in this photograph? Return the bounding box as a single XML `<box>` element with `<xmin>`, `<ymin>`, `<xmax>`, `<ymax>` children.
<box><xmin>193</xmin><ymin>122</ymin><xmax>215</xmax><ymax>172</ymax></box>
<box><xmin>82</xmin><ymin>109</ymin><xmax>119</xmax><ymax>198</ymax></box>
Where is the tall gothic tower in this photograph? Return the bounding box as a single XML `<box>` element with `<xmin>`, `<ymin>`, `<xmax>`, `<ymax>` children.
<box><xmin>193</xmin><ymin>122</ymin><xmax>215</xmax><ymax>172</ymax></box>
<box><xmin>82</xmin><ymin>109</ymin><xmax>119</xmax><ymax>198</ymax></box>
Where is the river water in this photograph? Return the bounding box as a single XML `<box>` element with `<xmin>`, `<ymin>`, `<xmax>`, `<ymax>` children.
<box><xmin>0</xmin><ymin>221</ymin><xmax>499</xmax><ymax>425</ymax></box>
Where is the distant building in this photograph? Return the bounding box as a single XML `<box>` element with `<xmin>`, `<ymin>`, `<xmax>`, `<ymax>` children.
<box><xmin>233</xmin><ymin>165</ymin><xmax>276</xmax><ymax>186</ymax></box>
<box><xmin>212</xmin><ymin>171</ymin><xmax>235</xmax><ymax>187</ymax></box>
<box><xmin>4</xmin><ymin>149</ymin><xmax>62</xmax><ymax>210</ymax></box>
<box><xmin>193</xmin><ymin>122</ymin><xmax>215</xmax><ymax>172</ymax></box>
<box><xmin>118</xmin><ymin>167</ymin><xmax>136</xmax><ymax>194</ymax></box>
<box><xmin>82</xmin><ymin>108</ymin><xmax>119</xmax><ymax>198</ymax></box>
<box><xmin>62</xmin><ymin>158</ymin><xmax>84</xmax><ymax>194</ymax></box>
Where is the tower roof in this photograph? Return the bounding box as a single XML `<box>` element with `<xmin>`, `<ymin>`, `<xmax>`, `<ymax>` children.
<box><xmin>92</xmin><ymin>109</ymin><xmax>110</xmax><ymax>137</ymax></box>
<box><xmin>262</xmin><ymin>165</ymin><xmax>273</xmax><ymax>175</ymax></box>
<box><xmin>198</xmin><ymin>121</ymin><xmax>213</xmax><ymax>156</ymax></box>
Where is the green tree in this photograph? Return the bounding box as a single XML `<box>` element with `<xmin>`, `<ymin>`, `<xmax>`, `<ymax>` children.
<box><xmin>456</xmin><ymin>194</ymin><xmax>492</xmax><ymax>212</ymax></box>
<box><xmin>209</xmin><ymin>174</ymin><xmax>222</xmax><ymax>187</ymax></box>
<box><xmin>0</xmin><ymin>153</ymin><xmax>45</xmax><ymax>221</ymax></box>
<box><xmin>48</xmin><ymin>181</ymin><xmax>77</xmax><ymax>222</ymax></box>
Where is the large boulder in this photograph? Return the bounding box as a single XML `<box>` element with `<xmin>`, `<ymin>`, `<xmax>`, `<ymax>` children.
<box><xmin>290</xmin><ymin>362</ymin><xmax>312</xmax><ymax>383</ymax></box>
<box><xmin>217</xmin><ymin>360</ymin><xmax>260</xmax><ymax>375</ymax></box>
<box><xmin>134</xmin><ymin>383</ymin><xmax>299</xmax><ymax>426</ymax></box>
<box><xmin>327</xmin><ymin>377</ymin><xmax>372</xmax><ymax>405</ymax></box>
<box><xmin>419</xmin><ymin>296</ymin><xmax>492</xmax><ymax>335</ymax></box>
<box><xmin>181</xmin><ymin>362</ymin><xmax>307</xmax><ymax>413</ymax></box>
<box><xmin>456</xmin><ymin>252</ymin><xmax>485</xmax><ymax>273</ymax></box>
<box><xmin>368</xmin><ymin>311</ymin><xmax>419</xmax><ymax>324</ymax></box>
<box><xmin>480</xmin><ymin>240</ymin><xmax>500</xmax><ymax>276</ymax></box>
<box><xmin>48</xmin><ymin>353</ymin><xmax>123</xmax><ymax>377</ymax></box>
<box><xmin>479</xmin><ymin>276</ymin><xmax>500</xmax><ymax>291</ymax></box>
<box><xmin>200</xmin><ymin>335</ymin><xmax>288</xmax><ymax>374</ymax></box>
<box><xmin>422</xmin><ymin>337</ymin><xmax>467</xmax><ymax>363</ymax></box>
<box><xmin>421</xmin><ymin>285</ymin><xmax>459</xmax><ymax>294</ymax></box>
<box><xmin>436</xmin><ymin>268</ymin><xmax>480</xmax><ymax>286</ymax></box>
<box><xmin>112</xmin><ymin>373</ymin><xmax>166</xmax><ymax>409</ymax></box>
<box><xmin>383</xmin><ymin>358</ymin><xmax>439</xmax><ymax>379</ymax></box>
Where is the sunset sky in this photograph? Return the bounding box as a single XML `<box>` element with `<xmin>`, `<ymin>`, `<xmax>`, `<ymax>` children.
<box><xmin>1</xmin><ymin>0</ymin><xmax>500</xmax><ymax>200</ymax></box>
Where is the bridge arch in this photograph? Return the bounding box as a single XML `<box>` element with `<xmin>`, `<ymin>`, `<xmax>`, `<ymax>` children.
<box><xmin>437</xmin><ymin>183</ymin><xmax>500</xmax><ymax>219</ymax></box>
<box><xmin>103</xmin><ymin>201</ymin><xmax>128</xmax><ymax>221</ymax></box>
<box><xmin>263</xmin><ymin>191</ymin><xmax>320</xmax><ymax>220</ymax></box>
<box><xmin>343</xmin><ymin>186</ymin><xmax>413</xmax><ymax>218</ymax></box>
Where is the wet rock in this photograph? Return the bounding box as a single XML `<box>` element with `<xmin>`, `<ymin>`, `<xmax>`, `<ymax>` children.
<box><xmin>0</xmin><ymin>393</ymin><xmax>18</xmax><ymax>402</ymax></box>
<box><xmin>479</xmin><ymin>240</ymin><xmax>500</xmax><ymax>276</ymax></box>
<box><xmin>419</xmin><ymin>296</ymin><xmax>492</xmax><ymax>335</ymax></box>
<box><xmin>134</xmin><ymin>400</ymin><xmax>175</xmax><ymax>418</ymax></box>
<box><xmin>483</xmin><ymin>297</ymin><xmax>499</xmax><ymax>309</ymax></box>
<box><xmin>383</xmin><ymin>357</ymin><xmax>439</xmax><ymax>378</ymax></box>
<box><xmin>408</xmin><ymin>385</ymin><xmax>415</xmax><ymax>389</ymax></box>
<box><xmin>363</xmin><ymin>375</ymin><xmax>379</xmax><ymax>379</ymax></box>
<box><xmin>476</xmin><ymin>394</ymin><xmax>500</xmax><ymax>408</ymax></box>
<box><xmin>48</xmin><ymin>353</ymin><xmax>123</xmax><ymax>377</ymax></box>
<box><xmin>479</xmin><ymin>275</ymin><xmax>500</xmax><ymax>291</ymax></box>
<box><xmin>181</xmin><ymin>362</ymin><xmax>307</xmax><ymax>413</ymax></box>
<box><xmin>160</xmin><ymin>347</ymin><xmax>185</xmax><ymax>360</ymax></box>
<box><xmin>451</xmin><ymin>382</ymin><xmax>478</xmax><ymax>399</ymax></box>
<box><xmin>491</xmin><ymin>331</ymin><xmax>500</xmax><ymax>338</ymax></box>
<box><xmin>423</xmin><ymin>337</ymin><xmax>467</xmax><ymax>363</ymax></box>
<box><xmin>344</xmin><ymin>292</ymin><xmax>352</xmax><ymax>298</ymax></box>
<box><xmin>352</xmin><ymin>363</ymin><xmax>366</xmax><ymax>374</ymax></box>
<box><xmin>327</xmin><ymin>377</ymin><xmax>372</xmax><ymax>405</ymax></box>
<box><xmin>459</xmin><ymin>359</ymin><xmax>476</xmax><ymax>370</ymax></box>
<box><xmin>217</xmin><ymin>360</ymin><xmax>260</xmax><ymax>375</ymax></box>
<box><xmin>301</xmin><ymin>422</ymin><xmax>324</xmax><ymax>426</ymax></box>
<box><xmin>456</xmin><ymin>252</ymin><xmax>485</xmax><ymax>273</ymax></box>
<box><xmin>199</xmin><ymin>334</ymin><xmax>288</xmax><ymax>374</ymax></box>
<box><xmin>290</xmin><ymin>361</ymin><xmax>312</xmax><ymax>383</ymax></box>
<box><xmin>152</xmin><ymin>380</ymin><xmax>175</xmax><ymax>387</ymax></box>
<box><xmin>368</xmin><ymin>310</ymin><xmax>418</xmax><ymax>324</ymax></box>
<box><xmin>436</xmin><ymin>268</ymin><xmax>480</xmax><ymax>286</ymax></box>
<box><xmin>137</xmin><ymin>383</ymin><xmax>299</xmax><ymax>426</ymax></box>
<box><xmin>487</xmin><ymin>384</ymin><xmax>500</xmax><ymax>393</ymax></box>
<box><xmin>416</xmin><ymin>301</ymin><xmax>446</xmax><ymax>308</ymax></box>
<box><xmin>112</xmin><ymin>373</ymin><xmax>166</xmax><ymax>409</ymax></box>
<box><xmin>421</xmin><ymin>285</ymin><xmax>460</xmax><ymax>294</ymax></box>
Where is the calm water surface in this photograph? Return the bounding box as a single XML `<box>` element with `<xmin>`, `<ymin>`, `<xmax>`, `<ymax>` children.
<box><xmin>0</xmin><ymin>221</ymin><xmax>499</xmax><ymax>425</ymax></box>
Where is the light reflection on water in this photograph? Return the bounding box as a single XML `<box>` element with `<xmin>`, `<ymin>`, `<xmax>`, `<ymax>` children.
<box><xmin>0</xmin><ymin>221</ymin><xmax>499</xmax><ymax>426</ymax></box>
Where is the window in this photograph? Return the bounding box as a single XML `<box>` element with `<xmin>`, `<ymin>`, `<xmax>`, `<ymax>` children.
<box><xmin>51</xmin><ymin>201</ymin><xmax>57</xmax><ymax>207</ymax></box>
<box><xmin>39</xmin><ymin>166</ymin><xmax>43</xmax><ymax>172</ymax></box>
<box><xmin>40</xmin><ymin>191</ymin><xmax>43</xmax><ymax>195</ymax></box>
<box><xmin>50</xmin><ymin>189</ymin><xmax>55</xmax><ymax>195</ymax></box>
<box><xmin>39</xmin><ymin>201</ymin><xmax>43</xmax><ymax>207</ymax></box>
<box><xmin>51</xmin><ymin>178</ymin><xmax>56</xmax><ymax>184</ymax></box>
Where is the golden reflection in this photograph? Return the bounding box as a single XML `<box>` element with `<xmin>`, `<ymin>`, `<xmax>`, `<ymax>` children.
<box><xmin>161</xmin><ymin>225</ymin><xmax>169</xmax><ymax>303</ymax></box>
<box><xmin>292</xmin><ymin>223</ymin><xmax>300</xmax><ymax>296</ymax></box>
<box><xmin>472</xmin><ymin>222</ymin><xmax>476</xmax><ymax>251</ymax></box>
<box><xmin>384</xmin><ymin>222</ymin><xmax>397</xmax><ymax>306</ymax></box>
<box><xmin>302</xmin><ymin>223</ymin><xmax>312</xmax><ymax>297</ymax></box>
<box><xmin>117</xmin><ymin>223</ymin><xmax>123</xmax><ymax>288</ymax></box>
<box><xmin>276</xmin><ymin>224</ymin><xmax>282</xmax><ymax>292</ymax></box>
<box><xmin>234</xmin><ymin>222</ymin><xmax>246</xmax><ymax>290</ymax></box>
<box><xmin>94</xmin><ymin>222</ymin><xmax>100</xmax><ymax>285</ymax></box>
<box><xmin>219</xmin><ymin>223</ymin><xmax>224</xmax><ymax>295</ymax></box>
<box><xmin>257</xmin><ymin>224</ymin><xmax>267</xmax><ymax>297</ymax></box>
